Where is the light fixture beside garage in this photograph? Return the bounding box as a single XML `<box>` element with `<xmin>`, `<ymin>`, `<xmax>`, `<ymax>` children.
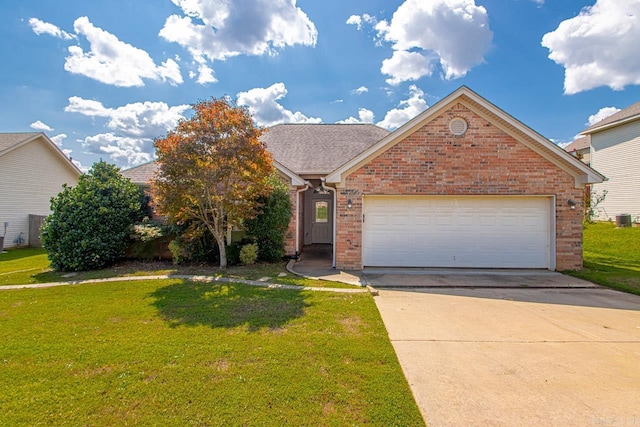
<box><xmin>567</xmin><ymin>199</ymin><xmax>576</xmax><ymax>210</ymax></box>
<box><xmin>347</xmin><ymin>199</ymin><xmax>353</xmax><ymax>209</ymax></box>
<box><xmin>449</xmin><ymin>117</ymin><xmax>468</xmax><ymax>136</ymax></box>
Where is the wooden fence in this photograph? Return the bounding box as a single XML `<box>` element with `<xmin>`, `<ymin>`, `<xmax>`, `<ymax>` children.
<box><xmin>28</xmin><ymin>214</ymin><xmax>47</xmax><ymax>247</ymax></box>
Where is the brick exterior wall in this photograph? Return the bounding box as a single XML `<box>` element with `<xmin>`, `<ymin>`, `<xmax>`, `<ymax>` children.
<box><xmin>283</xmin><ymin>187</ymin><xmax>299</xmax><ymax>256</ymax></box>
<box><xmin>334</xmin><ymin>103</ymin><xmax>585</xmax><ymax>271</ymax></box>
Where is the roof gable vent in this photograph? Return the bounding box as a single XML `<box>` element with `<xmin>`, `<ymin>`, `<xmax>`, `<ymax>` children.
<box><xmin>449</xmin><ymin>117</ymin><xmax>468</xmax><ymax>136</ymax></box>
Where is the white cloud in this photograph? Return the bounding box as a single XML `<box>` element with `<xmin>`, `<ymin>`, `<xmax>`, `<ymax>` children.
<box><xmin>236</xmin><ymin>83</ymin><xmax>322</xmax><ymax>127</ymax></box>
<box><xmin>65</xmin><ymin>97</ymin><xmax>190</xmax><ymax>167</ymax></box>
<box><xmin>29</xmin><ymin>17</ymin><xmax>76</xmax><ymax>40</ymax></box>
<box><xmin>542</xmin><ymin>0</ymin><xmax>640</xmax><ymax>94</ymax></box>
<box><xmin>375</xmin><ymin>0</ymin><xmax>492</xmax><ymax>83</ymax></box>
<box><xmin>351</xmin><ymin>86</ymin><xmax>369</xmax><ymax>95</ymax></box>
<box><xmin>50</xmin><ymin>133</ymin><xmax>67</xmax><ymax>147</ymax></box>
<box><xmin>346</xmin><ymin>14</ymin><xmax>377</xmax><ymax>31</ymax></box>
<box><xmin>587</xmin><ymin>106</ymin><xmax>621</xmax><ymax>126</ymax></box>
<box><xmin>65</xmin><ymin>97</ymin><xmax>189</xmax><ymax>138</ymax></box>
<box><xmin>63</xmin><ymin>16</ymin><xmax>183</xmax><ymax>87</ymax></box>
<box><xmin>196</xmin><ymin>64</ymin><xmax>217</xmax><ymax>84</ymax></box>
<box><xmin>338</xmin><ymin>108</ymin><xmax>375</xmax><ymax>124</ymax></box>
<box><xmin>30</xmin><ymin>120</ymin><xmax>53</xmax><ymax>131</ymax></box>
<box><xmin>159</xmin><ymin>0</ymin><xmax>317</xmax><ymax>80</ymax></box>
<box><xmin>377</xmin><ymin>85</ymin><xmax>428</xmax><ymax>130</ymax></box>
<box><xmin>82</xmin><ymin>133</ymin><xmax>154</xmax><ymax>168</ymax></box>
<box><xmin>381</xmin><ymin>50</ymin><xmax>435</xmax><ymax>85</ymax></box>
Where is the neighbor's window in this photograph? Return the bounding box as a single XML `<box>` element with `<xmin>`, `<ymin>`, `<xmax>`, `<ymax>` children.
<box><xmin>315</xmin><ymin>201</ymin><xmax>328</xmax><ymax>223</ymax></box>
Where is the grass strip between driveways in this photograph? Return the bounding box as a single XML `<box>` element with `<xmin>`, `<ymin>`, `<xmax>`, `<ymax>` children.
<box><xmin>565</xmin><ymin>222</ymin><xmax>640</xmax><ymax>296</ymax></box>
<box><xmin>0</xmin><ymin>278</ymin><xmax>424</xmax><ymax>426</ymax></box>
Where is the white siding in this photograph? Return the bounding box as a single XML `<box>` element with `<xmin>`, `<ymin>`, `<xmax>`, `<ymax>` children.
<box><xmin>0</xmin><ymin>139</ymin><xmax>79</xmax><ymax>248</ymax></box>
<box><xmin>590</xmin><ymin>120</ymin><xmax>640</xmax><ymax>221</ymax></box>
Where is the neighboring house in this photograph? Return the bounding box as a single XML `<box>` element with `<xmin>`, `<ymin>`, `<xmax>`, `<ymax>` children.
<box><xmin>579</xmin><ymin>100</ymin><xmax>640</xmax><ymax>222</ymax></box>
<box><xmin>0</xmin><ymin>132</ymin><xmax>82</xmax><ymax>248</ymax></box>
<box><xmin>564</xmin><ymin>136</ymin><xmax>590</xmax><ymax>165</ymax></box>
<box><xmin>123</xmin><ymin>86</ymin><xmax>603</xmax><ymax>271</ymax></box>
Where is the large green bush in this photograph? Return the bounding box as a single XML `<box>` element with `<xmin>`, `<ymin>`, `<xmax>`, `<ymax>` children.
<box><xmin>41</xmin><ymin>161</ymin><xmax>145</xmax><ymax>271</ymax></box>
<box><xmin>167</xmin><ymin>224</ymin><xmax>220</xmax><ymax>265</ymax></box>
<box><xmin>244</xmin><ymin>174</ymin><xmax>292</xmax><ymax>262</ymax></box>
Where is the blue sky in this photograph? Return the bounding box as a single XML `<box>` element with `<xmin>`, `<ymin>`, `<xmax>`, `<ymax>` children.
<box><xmin>2</xmin><ymin>0</ymin><xmax>639</xmax><ymax>171</ymax></box>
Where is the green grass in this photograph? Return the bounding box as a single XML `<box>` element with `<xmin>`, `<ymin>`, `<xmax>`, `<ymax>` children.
<box><xmin>0</xmin><ymin>248</ymin><xmax>354</xmax><ymax>289</ymax></box>
<box><xmin>0</xmin><ymin>279</ymin><xmax>424</xmax><ymax>426</ymax></box>
<box><xmin>565</xmin><ymin>222</ymin><xmax>640</xmax><ymax>296</ymax></box>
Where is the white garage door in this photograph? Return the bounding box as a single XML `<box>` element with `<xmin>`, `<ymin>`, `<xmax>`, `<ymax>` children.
<box><xmin>363</xmin><ymin>196</ymin><xmax>553</xmax><ymax>269</ymax></box>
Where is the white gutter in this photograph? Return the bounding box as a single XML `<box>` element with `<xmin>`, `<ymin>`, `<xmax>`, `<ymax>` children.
<box><xmin>295</xmin><ymin>182</ymin><xmax>310</xmax><ymax>257</ymax></box>
<box><xmin>322</xmin><ymin>178</ymin><xmax>337</xmax><ymax>269</ymax></box>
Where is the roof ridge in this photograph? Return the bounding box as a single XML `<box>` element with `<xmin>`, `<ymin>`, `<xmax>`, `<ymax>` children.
<box><xmin>583</xmin><ymin>100</ymin><xmax>640</xmax><ymax>132</ymax></box>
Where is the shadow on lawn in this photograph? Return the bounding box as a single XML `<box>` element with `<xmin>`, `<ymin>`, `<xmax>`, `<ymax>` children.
<box><xmin>149</xmin><ymin>280</ymin><xmax>310</xmax><ymax>331</ymax></box>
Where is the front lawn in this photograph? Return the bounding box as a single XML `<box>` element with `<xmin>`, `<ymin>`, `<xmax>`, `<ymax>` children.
<box><xmin>0</xmin><ymin>248</ymin><xmax>353</xmax><ymax>289</ymax></box>
<box><xmin>0</xmin><ymin>279</ymin><xmax>424</xmax><ymax>426</ymax></box>
<box><xmin>566</xmin><ymin>222</ymin><xmax>640</xmax><ymax>296</ymax></box>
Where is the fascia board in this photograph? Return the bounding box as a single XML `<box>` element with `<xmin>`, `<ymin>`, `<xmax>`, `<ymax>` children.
<box><xmin>273</xmin><ymin>160</ymin><xmax>305</xmax><ymax>186</ymax></box>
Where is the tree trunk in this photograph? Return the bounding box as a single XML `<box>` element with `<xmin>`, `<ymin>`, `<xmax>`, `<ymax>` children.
<box><xmin>218</xmin><ymin>237</ymin><xmax>228</xmax><ymax>268</ymax></box>
<box><xmin>210</xmin><ymin>231</ymin><xmax>227</xmax><ymax>268</ymax></box>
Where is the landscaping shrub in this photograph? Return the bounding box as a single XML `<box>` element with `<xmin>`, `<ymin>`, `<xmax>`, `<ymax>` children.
<box><xmin>239</xmin><ymin>243</ymin><xmax>258</xmax><ymax>265</ymax></box>
<box><xmin>244</xmin><ymin>174</ymin><xmax>292</xmax><ymax>262</ymax></box>
<box><xmin>41</xmin><ymin>161</ymin><xmax>145</xmax><ymax>271</ymax></box>
<box><xmin>127</xmin><ymin>221</ymin><xmax>172</xmax><ymax>261</ymax></box>
<box><xmin>167</xmin><ymin>223</ymin><xmax>219</xmax><ymax>265</ymax></box>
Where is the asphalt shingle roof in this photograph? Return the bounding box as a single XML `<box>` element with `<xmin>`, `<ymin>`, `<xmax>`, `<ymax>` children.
<box><xmin>583</xmin><ymin>100</ymin><xmax>640</xmax><ymax>133</ymax></box>
<box><xmin>120</xmin><ymin>160</ymin><xmax>159</xmax><ymax>185</ymax></box>
<box><xmin>261</xmin><ymin>124</ymin><xmax>389</xmax><ymax>175</ymax></box>
<box><xmin>120</xmin><ymin>124</ymin><xmax>390</xmax><ymax>184</ymax></box>
<box><xmin>563</xmin><ymin>136</ymin><xmax>589</xmax><ymax>152</ymax></box>
<box><xmin>0</xmin><ymin>132</ymin><xmax>41</xmax><ymax>153</ymax></box>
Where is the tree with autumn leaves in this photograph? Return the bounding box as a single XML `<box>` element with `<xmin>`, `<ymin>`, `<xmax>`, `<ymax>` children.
<box><xmin>152</xmin><ymin>97</ymin><xmax>274</xmax><ymax>268</ymax></box>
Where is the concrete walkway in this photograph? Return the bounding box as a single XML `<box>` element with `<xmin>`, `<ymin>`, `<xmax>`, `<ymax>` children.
<box><xmin>287</xmin><ymin>244</ymin><xmax>366</xmax><ymax>286</ymax></box>
<box><xmin>0</xmin><ymin>274</ymin><xmax>368</xmax><ymax>293</ymax></box>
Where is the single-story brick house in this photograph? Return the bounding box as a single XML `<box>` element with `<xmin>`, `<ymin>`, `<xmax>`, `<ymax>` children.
<box><xmin>124</xmin><ymin>86</ymin><xmax>603</xmax><ymax>271</ymax></box>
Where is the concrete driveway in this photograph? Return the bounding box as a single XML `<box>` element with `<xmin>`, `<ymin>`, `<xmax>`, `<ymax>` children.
<box><xmin>371</xmin><ymin>275</ymin><xmax>640</xmax><ymax>426</ymax></box>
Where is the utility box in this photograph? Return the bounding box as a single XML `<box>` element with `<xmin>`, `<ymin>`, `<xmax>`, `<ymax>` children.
<box><xmin>615</xmin><ymin>214</ymin><xmax>632</xmax><ymax>228</ymax></box>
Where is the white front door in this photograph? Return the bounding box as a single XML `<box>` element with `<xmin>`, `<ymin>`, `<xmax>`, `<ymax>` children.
<box><xmin>363</xmin><ymin>195</ymin><xmax>553</xmax><ymax>269</ymax></box>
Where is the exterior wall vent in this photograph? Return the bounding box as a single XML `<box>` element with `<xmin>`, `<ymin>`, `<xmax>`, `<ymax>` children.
<box><xmin>449</xmin><ymin>117</ymin><xmax>468</xmax><ymax>136</ymax></box>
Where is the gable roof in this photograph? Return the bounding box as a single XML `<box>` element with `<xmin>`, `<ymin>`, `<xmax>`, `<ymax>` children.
<box><xmin>261</xmin><ymin>124</ymin><xmax>389</xmax><ymax>175</ymax></box>
<box><xmin>121</xmin><ymin>157</ymin><xmax>306</xmax><ymax>187</ymax></box>
<box><xmin>121</xmin><ymin>124</ymin><xmax>388</xmax><ymax>185</ymax></box>
<box><xmin>581</xmin><ymin>100</ymin><xmax>640</xmax><ymax>134</ymax></box>
<box><xmin>120</xmin><ymin>160</ymin><xmax>158</xmax><ymax>186</ymax></box>
<box><xmin>0</xmin><ymin>132</ymin><xmax>82</xmax><ymax>176</ymax></box>
<box><xmin>564</xmin><ymin>136</ymin><xmax>589</xmax><ymax>152</ymax></box>
<box><xmin>325</xmin><ymin>86</ymin><xmax>604</xmax><ymax>187</ymax></box>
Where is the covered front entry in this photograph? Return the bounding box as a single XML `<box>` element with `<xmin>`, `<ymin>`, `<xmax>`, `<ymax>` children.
<box><xmin>362</xmin><ymin>195</ymin><xmax>553</xmax><ymax>269</ymax></box>
<box><xmin>304</xmin><ymin>189</ymin><xmax>334</xmax><ymax>245</ymax></box>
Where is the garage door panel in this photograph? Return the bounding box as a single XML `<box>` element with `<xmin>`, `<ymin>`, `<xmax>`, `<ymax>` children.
<box><xmin>363</xmin><ymin>196</ymin><xmax>551</xmax><ymax>269</ymax></box>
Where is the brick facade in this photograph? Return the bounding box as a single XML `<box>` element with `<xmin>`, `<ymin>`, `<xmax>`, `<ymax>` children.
<box><xmin>334</xmin><ymin>103</ymin><xmax>584</xmax><ymax>271</ymax></box>
<box><xmin>283</xmin><ymin>187</ymin><xmax>299</xmax><ymax>256</ymax></box>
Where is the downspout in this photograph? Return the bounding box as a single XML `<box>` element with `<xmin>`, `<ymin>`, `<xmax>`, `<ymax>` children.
<box><xmin>322</xmin><ymin>178</ymin><xmax>337</xmax><ymax>269</ymax></box>
<box><xmin>295</xmin><ymin>182</ymin><xmax>310</xmax><ymax>259</ymax></box>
